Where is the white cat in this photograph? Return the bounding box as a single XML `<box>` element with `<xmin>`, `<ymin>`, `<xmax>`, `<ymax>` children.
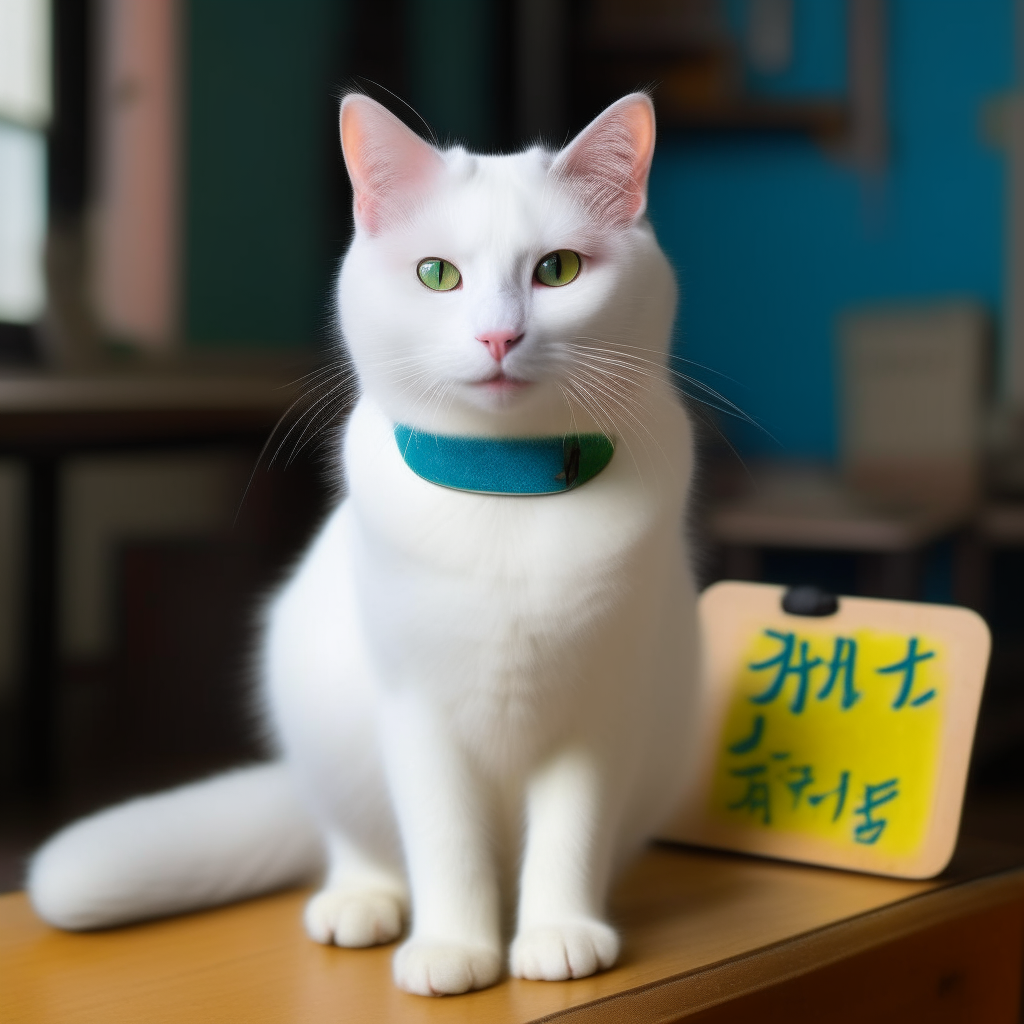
<box><xmin>28</xmin><ymin>92</ymin><xmax>699</xmax><ymax>996</ymax></box>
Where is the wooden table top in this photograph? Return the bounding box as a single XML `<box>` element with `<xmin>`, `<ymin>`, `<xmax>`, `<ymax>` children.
<box><xmin>4</xmin><ymin>839</ymin><xmax>1024</xmax><ymax>1024</ymax></box>
<box><xmin>0</xmin><ymin>359</ymin><xmax>319</xmax><ymax>412</ymax></box>
<box><xmin>0</xmin><ymin>361</ymin><xmax>326</xmax><ymax>450</ymax></box>
<box><xmin>709</xmin><ymin>495</ymin><xmax>967</xmax><ymax>552</ymax></box>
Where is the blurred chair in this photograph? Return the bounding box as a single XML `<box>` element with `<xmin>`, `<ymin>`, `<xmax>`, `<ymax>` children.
<box><xmin>708</xmin><ymin>301</ymin><xmax>988</xmax><ymax>598</ymax></box>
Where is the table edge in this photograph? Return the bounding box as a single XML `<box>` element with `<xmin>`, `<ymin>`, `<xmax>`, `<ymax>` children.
<box><xmin>535</xmin><ymin>865</ymin><xmax>1024</xmax><ymax>1023</ymax></box>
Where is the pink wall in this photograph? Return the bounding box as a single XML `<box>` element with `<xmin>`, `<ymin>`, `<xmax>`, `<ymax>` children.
<box><xmin>92</xmin><ymin>0</ymin><xmax>180</xmax><ymax>351</ymax></box>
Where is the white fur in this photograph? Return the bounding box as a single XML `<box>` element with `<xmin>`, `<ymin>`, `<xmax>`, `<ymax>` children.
<box><xmin>29</xmin><ymin>94</ymin><xmax>699</xmax><ymax>997</ymax></box>
<box><xmin>28</xmin><ymin>764</ymin><xmax>323</xmax><ymax>929</ymax></box>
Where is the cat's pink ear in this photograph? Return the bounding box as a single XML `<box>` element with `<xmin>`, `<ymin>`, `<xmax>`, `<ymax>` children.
<box><xmin>340</xmin><ymin>95</ymin><xmax>444</xmax><ymax>234</ymax></box>
<box><xmin>550</xmin><ymin>93</ymin><xmax>656</xmax><ymax>225</ymax></box>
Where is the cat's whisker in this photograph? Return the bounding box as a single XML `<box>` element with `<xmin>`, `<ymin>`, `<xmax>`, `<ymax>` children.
<box><xmin>233</xmin><ymin>360</ymin><xmax>362</xmax><ymax>524</ymax></box>
<box><xmin>386</xmin><ymin>369</ymin><xmax>441</xmax><ymax>392</ymax></box>
<box><xmin>564</xmin><ymin>345</ymin><xmax>672</xmax><ymax>390</ymax></box>
<box><xmin>568</xmin><ymin>337</ymin><xmax>760</xmax><ymax>418</ymax></box>
<box><xmin>284</xmin><ymin>391</ymin><xmax>358</xmax><ymax>467</ymax></box>
<box><xmin>566</xmin><ymin>354</ymin><xmax>658</xmax><ymax>418</ymax></box>
<box><xmin>283</xmin><ymin>357</ymin><xmax>351</xmax><ymax>392</ymax></box>
<box><xmin>560</xmin><ymin>380</ymin><xmax>615</xmax><ymax>449</ymax></box>
<box><xmin>398</xmin><ymin>374</ymin><xmax>455</xmax><ymax>435</ymax></box>
<box><xmin>567</xmin><ymin>350</ymin><xmax>676</xmax><ymax>393</ymax></box>
<box><xmin>573</xmin><ymin>387</ymin><xmax>650</xmax><ymax>490</ymax></box>
<box><xmin>562</xmin><ymin>372</ymin><xmax>647</xmax><ymax>482</ymax></box>
<box><xmin>557</xmin><ymin>384</ymin><xmax>583</xmax><ymax>441</ymax></box>
<box><xmin>567</xmin><ymin>358</ymin><xmax>670</xmax><ymax>405</ymax></box>
<box><xmin>571</xmin><ymin>346</ymin><xmax>762</xmax><ymax>473</ymax></box>
<box><xmin>565</xmin><ymin>347</ymin><xmax>667</xmax><ymax>379</ymax></box>
<box><xmin>441</xmin><ymin>380</ymin><xmax>462</xmax><ymax>420</ymax></box>
<box><xmin>591</xmin><ymin>339</ymin><xmax>751</xmax><ymax>387</ymax></box>
<box><xmin>576</xmin><ymin>361</ymin><xmax>669</xmax><ymax>456</ymax></box>
<box><xmin>294</xmin><ymin>370</ymin><xmax>361</xmax><ymax>413</ymax></box>
<box><xmin>422</xmin><ymin>382</ymin><xmax>452</xmax><ymax>432</ymax></box>
<box><xmin>260</xmin><ymin>367</ymin><xmax>356</xmax><ymax>458</ymax></box>
<box><xmin>568</xmin><ymin>340</ymin><xmax>766</xmax><ymax>433</ymax></box>
<box><xmin>574</xmin><ymin>352</ymin><xmax>762</xmax><ymax>472</ymax></box>
<box><xmin>282</xmin><ymin>381</ymin><xmax>361</xmax><ymax>468</ymax></box>
<box><xmin>570</xmin><ymin>367</ymin><xmax>668</xmax><ymax>478</ymax></box>
<box><xmin>368</xmin><ymin>354</ymin><xmax>428</xmax><ymax>370</ymax></box>
<box><xmin>390</xmin><ymin>376</ymin><xmax>446</xmax><ymax>421</ymax></box>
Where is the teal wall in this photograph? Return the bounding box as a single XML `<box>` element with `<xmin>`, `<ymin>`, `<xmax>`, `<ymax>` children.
<box><xmin>649</xmin><ymin>0</ymin><xmax>1014</xmax><ymax>458</ymax></box>
<box><xmin>181</xmin><ymin>0</ymin><xmax>501</xmax><ymax>351</ymax></box>
<box><xmin>178</xmin><ymin>0</ymin><xmax>1010</xmax><ymax>461</ymax></box>
<box><xmin>182</xmin><ymin>0</ymin><xmax>350</xmax><ymax>350</ymax></box>
<box><xmin>405</xmin><ymin>0</ymin><xmax>499</xmax><ymax>151</ymax></box>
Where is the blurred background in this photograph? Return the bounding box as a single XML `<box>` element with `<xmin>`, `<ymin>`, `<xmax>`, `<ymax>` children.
<box><xmin>1</xmin><ymin>0</ymin><xmax>1023</xmax><ymax>888</ymax></box>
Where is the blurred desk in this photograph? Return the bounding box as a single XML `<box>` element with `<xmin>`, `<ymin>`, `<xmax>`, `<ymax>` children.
<box><xmin>924</xmin><ymin>500</ymin><xmax>1024</xmax><ymax>614</ymax></box>
<box><xmin>0</xmin><ymin>367</ymin><xmax>312</xmax><ymax>447</ymax></box>
<box><xmin>0</xmin><ymin>365</ymin><xmax>308</xmax><ymax>792</ymax></box>
<box><xmin>2</xmin><ymin>840</ymin><xmax>1023</xmax><ymax>1022</ymax></box>
<box><xmin>707</xmin><ymin>466</ymin><xmax>970</xmax><ymax>599</ymax></box>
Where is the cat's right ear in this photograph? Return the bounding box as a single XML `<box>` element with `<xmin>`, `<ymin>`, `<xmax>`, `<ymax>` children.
<box><xmin>339</xmin><ymin>95</ymin><xmax>444</xmax><ymax>235</ymax></box>
<box><xmin>550</xmin><ymin>93</ymin><xmax>656</xmax><ymax>226</ymax></box>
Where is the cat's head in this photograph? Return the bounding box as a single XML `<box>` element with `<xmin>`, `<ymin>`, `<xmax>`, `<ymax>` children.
<box><xmin>336</xmin><ymin>93</ymin><xmax>676</xmax><ymax>437</ymax></box>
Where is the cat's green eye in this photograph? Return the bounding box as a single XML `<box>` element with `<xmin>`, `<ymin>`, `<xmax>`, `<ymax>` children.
<box><xmin>417</xmin><ymin>258</ymin><xmax>461</xmax><ymax>292</ymax></box>
<box><xmin>535</xmin><ymin>250</ymin><xmax>581</xmax><ymax>287</ymax></box>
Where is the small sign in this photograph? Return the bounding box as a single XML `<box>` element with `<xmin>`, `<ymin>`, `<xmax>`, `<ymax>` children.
<box><xmin>661</xmin><ymin>581</ymin><xmax>990</xmax><ymax>878</ymax></box>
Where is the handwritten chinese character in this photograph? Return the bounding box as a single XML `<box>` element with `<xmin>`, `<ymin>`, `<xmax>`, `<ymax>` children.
<box><xmin>728</xmin><ymin>765</ymin><xmax>771</xmax><ymax>824</ymax></box>
<box><xmin>877</xmin><ymin>638</ymin><xmax>936</xmax><ymax>709</ymax></box>
<box><xmin>728</xmin><ymin>714</ymin><xmax>765</xmax><ymax>754</ymax></box>
<box><xmin>783</xmin><ymin>764</ymin><xmax>815</xmax><ymax>808</ymax></box>
<box><xmin>748</xmin><ymin>631</ymin><xmax>823</xmax><ymax>714</ymax></box>
<box><xmin>853</xmin><ymin>779</ymin><xmax>899</xmax><ymax>844</ymax></box>
<box><xmin>807</xmin><ymin>770</ymin><xmax>850</xmax><ymax>822</ymax></box>
<box><xmin>816</xmin><ymin>637</ymin><xmax>861</xmax><ymax>709</ymax></box>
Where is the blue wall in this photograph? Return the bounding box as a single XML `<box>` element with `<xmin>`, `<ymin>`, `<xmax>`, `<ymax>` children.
<box><xmin>648</xmin><ymin>0</ymin><xmax>1013</xmax><ymax>459</ymax></box>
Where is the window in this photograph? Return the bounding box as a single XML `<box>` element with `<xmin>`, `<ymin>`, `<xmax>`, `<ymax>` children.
<box><xmin>0</xmin><ymin>0</ymin><xmax>51</xmax><ymax>324</ymax></box>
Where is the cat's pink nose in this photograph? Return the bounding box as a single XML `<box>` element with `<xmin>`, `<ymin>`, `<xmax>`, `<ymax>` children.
<box><xmin>477</xmin><ymin>331</ymin><xmax>524</xmax><ymax>362</ymax></box>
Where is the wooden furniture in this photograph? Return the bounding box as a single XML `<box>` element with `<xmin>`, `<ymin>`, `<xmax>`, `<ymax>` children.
<box><xmin>0</xmin><ymin>361</ymin><xmax>311</xmax><ymax>792</ymax></box>
<box><xmin>952</xmin><ymin>500</ymin><xmax>1024</xmax><ymax>613</ymax></box>
<box><xmin>707</xmin><ymin>463</ymin><xmax>967</xmax><ymax>598</ymax></box>
<box><xmin>708</xmin><ymin>464</ymin><xmax>967</xmax><ymax>552</ymax></box>
<box><xmin>839</xmin><ymin>303</ymin><xmax>987</xmax><ymax>511</ymax></box>
<box><xmin>708</xmin><ymin>303</ymin><xmax>988</xmax><ymax>599</ymax></box>
<box><xmin>3</xmin><ymin>838</ymin><xmax>1023</xmax><ymax>1023</ymax></box>
<box><xmin>571</xmin><ymin>0</ymin><xmax>886</xmax><ymax>167</ymax></box>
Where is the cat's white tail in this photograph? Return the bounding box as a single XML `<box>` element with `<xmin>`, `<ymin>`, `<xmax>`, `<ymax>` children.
<box><xmin>28</xmin><ymin>763</ymin><xmax>324</xmax><ymax>930</ymax></box>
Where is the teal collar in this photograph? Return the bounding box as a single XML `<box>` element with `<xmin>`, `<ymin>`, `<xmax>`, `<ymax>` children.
<box><xmin>393</xmin><ymin>425</ymin><xmax>615</xmax><ymax>495</ymax></box>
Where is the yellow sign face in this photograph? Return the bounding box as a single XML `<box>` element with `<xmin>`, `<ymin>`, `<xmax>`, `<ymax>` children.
<box><xmin>661</xmin><ymin>582</ymin><xmax>991</xmax><ymax>879</ymax></box>
<box><xmin>711</xmin><ymin>627</ymin><xmax>945</xmax><ymax>856</ymax></box>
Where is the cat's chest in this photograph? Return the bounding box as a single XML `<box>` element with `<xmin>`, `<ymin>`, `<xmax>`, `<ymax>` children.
<box><xmin>346</xmin><ymin>415</ymin><xmax>655</xmax><ymax>679</ymax></box>
<box><xmin>342</xmin><ymin>396</ymin><xmax>680</xmax><ymax>705</ymax></box>
<box><xmin>346</xmin><ymin>398</ymin><xmax>658</xmax><ymax>599</ymax></box>
<box><xmin>354</xmin><ymin>486</ymin><xmax>628</xmax><ymax>656</ymax></box>
<box><xmin>351</xmin><ymin>498</ymin><xmax>630</xmax><ymax>758</ymax></box>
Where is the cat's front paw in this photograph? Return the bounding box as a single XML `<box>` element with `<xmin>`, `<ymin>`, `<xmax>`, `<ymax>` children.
<box><xmin>304</xmin><ymin>887</ymin><xmax>405</xmax><ymax>947</ymax></box>
<box><xmin>393</xmin><ymin>938</ymin><xmax>502</xmax><ymax>996</ymax></box>
<box><xmin>510</xmin><ymin>919</ymin><xmax>620</xmax><ymax>981</ymax></box>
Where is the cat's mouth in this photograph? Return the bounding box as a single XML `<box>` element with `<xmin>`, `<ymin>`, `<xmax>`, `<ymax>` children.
<box><xmin>474</xmin><ymin>371</ymin><xmax>533</xmax><ymax>393</ymax></box>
